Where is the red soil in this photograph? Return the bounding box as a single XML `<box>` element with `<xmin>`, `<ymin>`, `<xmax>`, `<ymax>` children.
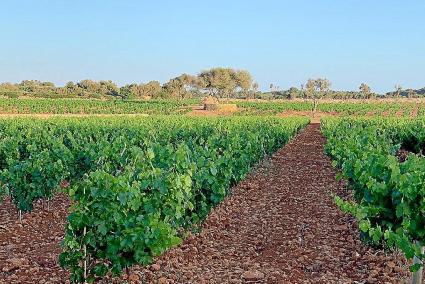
<box><xmin>0</xmin><ymin>125</ymin><xmax>414</xmax><ymax>284</ymax></box>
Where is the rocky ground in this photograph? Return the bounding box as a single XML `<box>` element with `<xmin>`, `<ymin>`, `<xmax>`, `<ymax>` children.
<box><xmin>0</xmin><ymin>195</ymin><xmax>70</xmax><ymax>283</ymax></box>
<box><xmin>0</xmin><ymin>124</ymin><xmax>414</xmax><ymax>283</ymax></box>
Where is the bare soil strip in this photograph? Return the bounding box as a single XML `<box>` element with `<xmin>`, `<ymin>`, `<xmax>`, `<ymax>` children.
<box><xmin>278</xmin><ymin>111</ymin><xmax>338</xmax><ymax>124</ymax></box>
<box><xmin>0</xmin><ymin>124</ymin><xmax>412</xmax><ymax>284</ymax></box>
<box><xmin>395</xmin><ymin>109</ymin><xmax>404</xmax><ymax>117</ymax></box>
<box><xmin>0</xmin><ymin>195</ymin><xmax>69</xmax><ymax>284</ymax></box>
<box><xmin>186</xmin><ymin>105</ymin><xmax>239</xmax><ymax>116</ymax></box>
<box><xmin>410</xmin><ymin>103</ymin><xmax>419</xmax><ymax>117</ymax></box>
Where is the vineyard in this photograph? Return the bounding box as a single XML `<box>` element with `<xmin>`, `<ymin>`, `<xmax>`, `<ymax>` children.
<box><xmin>0</xmin><ymin>99</ymin><xmax>425</xmax><ymax>283</ymax></box>
<box><xmin>3</xmin><ymin>0</ymin><xmax>424</xmax><ymax>282</ymax></box>
<box><xmin>0</xmin><ymin>98</ymin><xmax>199</xmax><ymax>115</ymax></box>
<box><xmin>0</xmin><ymin>114</ymin><xmax>308</xmax><ymax>283</ymax></box>
<box><xmin>234</xmin><ymin>100</ymin><xmax>423</xmax><ymax>117</ymax></box>
<box><xmin>0</xmin><ymin>98</ymin><xmax>424</xmax><ymax>118</ymax></box>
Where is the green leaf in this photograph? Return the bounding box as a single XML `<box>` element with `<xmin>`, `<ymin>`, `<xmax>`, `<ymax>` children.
<box><xmin>210</xmin><ymin>167</ymin><xmax>218</xmax><ymax>176</ymax></box>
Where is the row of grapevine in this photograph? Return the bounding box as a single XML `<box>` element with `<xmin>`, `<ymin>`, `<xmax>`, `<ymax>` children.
<box><xmin>0</xmin><ymin>98</ymin><xmax>199</xmax><ymax>114</ymax></box>
<box><xmin>0</xmin><ymin>115</ymin><xmax>309</xmax><ymax>282</ymax></box>
<box><xmin>322</xmin><ymin>117</ymin><xmax>425</xmax><ymax>275</ymax></box>
<box><xmin>235</xmin><ymin>101</ymin><xmax>312</xmax><ymax>115</ymax></box>
<box><xmin>235</xmin><ymin>100</ymin><xmax>419</xmax><ymax>116</ymax></box>
<box><xmin>0</xmin><ymin>98</ymin><xmax>421</xmax><ymax>117</ymax></box>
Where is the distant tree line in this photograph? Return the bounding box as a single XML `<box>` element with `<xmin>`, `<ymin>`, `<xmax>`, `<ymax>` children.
<box><xmin>0</xmin><ymin>69</ymin><xmax>423</xmax><ymax>100</ymax></box>
<box><xmin>267</xmin><ymin>82</ymin><xmax>425</xmax><ymax>100</ymax></box>
<box><xmin>0</xmin><ymin>67</ymin><xmax>259</xmax><ymax>100</ymax></box>
<box><xmin>385</xmin><ymin>85</ymin><xmax>425</xmax><ymax>98</ymax></box>
<box><xmin>267</xmin><ymin>81</ymin><xmax>370</xmax><ymax>100</ymax></box>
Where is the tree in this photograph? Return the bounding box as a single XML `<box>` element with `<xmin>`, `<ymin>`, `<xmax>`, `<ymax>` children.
<box><xmin>41</xmin><ymin>82</ymin><xmax>55</xmax><ymax>88</ymax></box>
<box><xmin>17</xmin><ymin>80</ymin><xmax>57</xmax><ymax>96</ymax></box>
<box><xmin>141</xmin><ymin>81</ymin><xmax>162</xmax><ymax>98</ymax></box>
<box><xmin>99</xmin><ymin>80</ymin><xmax>119</xmax><ymax>97</ymax></box>
<box><xmin>176</xmin><ymin>74</ymin><xmax>200</xmax><ymax>94</ymax></box>
<box><xmin>234</xmin><ymin>70</ymin><xmax>252</xmax><ymax>96</ymax></box>
<box><xmin>300</xmin><ymin>84</ymin><xmax>305</xmax><ymax>99</ymax></box>
<box><xmin>77</xmin><ymin>80</ymin><xmax>100</xmax><ymax>96</ymax></box>
<box><xmin>359</xmin><ymin>83</ymin><xmax>372</xmax><ymax>99</ymax></box>
<box><xmin>305</xmin><ymin>78</ymin><xmax>331</xmax><ymax>117</ymax></box>
<box><xmin>211</xmin><ymin>68</ymin><xmax>235</xmax><ymax>97</ymax></box>
<box><xmin>119</xmin><ymin>84</ymin><xmax>139</xmax><ymax>99</ymax></box>
<box><xmin>269</xmin><ymin>83</ymin><xmax>274</xmax><ymax>95</ymax></box>
<box><xmin>63</xmin><ymin>82</ymin><xmax>81</xmax><ymax>96</ymax></box>
<box><xmin>395</xmin><ymin>84</ymin><xmax>402</xmax><ymax>98</ymax></box>
<box><xmin>288</xmin><ymin>87</ymin><xmax>299</xmax><ymax>100</ymax></box>
<box><xmin>75</xmin><ymin>80</ymin><xmax>119</xmax><ymax>98</ymax></box>
<box><xmin>198</xmin><ymin>67</ymin><xmax>249</xmax><ymax>98</ymax></box>
<box><xmin>19</xmin><ymin>80</ymin><xmax>41</xmax><ymax>93</ymax></box>
<box><xmin>163</xmin><ymin>78</ymin><xmax>186</xmax><ymax>99</ymax></box>
<box><xmin>251</xmin><ymin>82</ymin><xmax>259</xmax><ymax>99</ymax></box>
<box><xmin>0</xmin><ymin>82</ymin><xmax>21</xmax><ymax>97</ymax></box>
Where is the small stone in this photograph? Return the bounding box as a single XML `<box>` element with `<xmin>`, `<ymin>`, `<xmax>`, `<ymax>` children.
<box><xmin>29</xmin><ymin>267</ymin><xmax>40</xmax><ymax>273</ymax></box>
<box><xmin>337</xmin><ymin>224</ymin><xmax>348</xmax><ymax>230</ymax></box>
<box><xmin>242</xmin><ymin>270</ymin><xmax>265</xmax><ymax>280</ymax></box>
<box><xmin>7</xmin><ymin>257</ymin><xmax>29</xmax><ymax>266</ymax></box>
<box><xmin>158</xmin><ymin>277</ymin><xmax>168</xmax><ymax>284</ymax></box>
<box><xmin>2</xmin><ymin>266</ymin><xmax>12</xmax><ymax>272</ymax></box>
<box><xmin>144</xmin><ymin>271</ymin><xmax>154</xmax><ymax>281</ymax></box>
<box><xmin>150</xmin><ymin>263</ymin><xmax>161</xmax><ymax>271</ymax></box>
<box><xmin>2</xmin><ymin>258</ymin><xmax>29</xmax><ymax>272</ymax></box>
<box><xmin>387</xmin><ymin>261</ymin><xmax>396</xmax><ymax>268</ymax></box>
<box><xmin>128</xmin><ymin>273</ymin><xmax>140</xmax><ymax>282</ymax></box>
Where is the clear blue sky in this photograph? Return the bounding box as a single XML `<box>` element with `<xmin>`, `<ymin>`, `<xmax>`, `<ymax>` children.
<box><xmin>0</xmin><ymin>0</ymin><xmax>424</xmax><ymax>93</ymax></box>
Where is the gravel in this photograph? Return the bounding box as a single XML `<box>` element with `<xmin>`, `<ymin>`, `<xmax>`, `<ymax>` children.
<box><xmin>0</xmin><ymin>124</ymin><xmax>415</xmax><ymax>283</ymax></box>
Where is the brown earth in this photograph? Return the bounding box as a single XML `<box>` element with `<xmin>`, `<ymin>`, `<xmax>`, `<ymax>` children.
<box><xmin>0</xmin><ymin>195</ymin><xmax>70</xmax><ymax>284</ymax></box>
<box><xmin>0</xmin><ymin>124</ymin><xmax>414</xmax><ymax>284</ymax></box>
<box><xmin>278</xmin><ymin>111</ymin><xmax>339</xmax><ymax>123</ymax></box>
<box><xmin>395</xmin><ymin>109</ymin><xmax>404</xmax><ymax>117</ymax></box>
<box><xmin>187</xmin><ymin>105</ymin><xmax>239</xmax><ymax>116</ymax></box>
<box><xmin>410</xmin><ymin>103</ymin><xmax>419</xmax><ymax>117</ymax></box>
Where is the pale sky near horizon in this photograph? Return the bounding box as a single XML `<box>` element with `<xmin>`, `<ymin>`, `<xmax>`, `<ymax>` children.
<box><xmin>0</xmin><ymin>0</ymin><xmax>424</xmax><ymax>93</ymax></box>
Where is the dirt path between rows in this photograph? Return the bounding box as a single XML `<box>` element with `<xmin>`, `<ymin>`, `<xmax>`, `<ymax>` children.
<box><xmin>125</xmin><ymin>124</ymin><xmax>409</xmax><ymax>284</ymax></box>
<box><xmin>410</xmin><ymin>103</ymin><xmax>419</xmax><ymax>117</ymax></box>
<box><xmin>0</xmin><ymin>195</ymin><xmax>70</xmax><ymax>283</ymax></box>
<box><xmin>0</xmin><ymin>124</ymin><xmax>411</xmax><ymax>284</ymax></box>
